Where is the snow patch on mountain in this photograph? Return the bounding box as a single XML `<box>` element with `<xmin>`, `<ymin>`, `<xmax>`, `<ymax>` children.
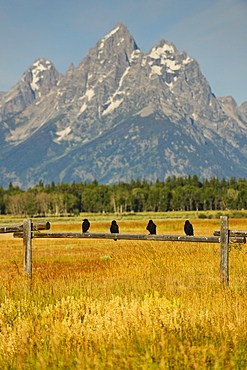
<box><xmin>149</xmin><ymin>43</ymin><xmax>175</xmax><ymax>58</ymax></box>
<box><xmin>101</xmin><ymin>66</ymin><xmax>131</xmax><ymax>116</ymax></box>
<box><xmin>102</xmin><ymin>98</ymin><xmax>123</xmax><ymax>115</ymax></box>
<box><xmin>145</xmin><ymin>41</ymin><xmax>194</xmax><ymax>76</ymax></box>
<box><xmin>78</xmin><ymin>102</ymin><xmax>87</xmax><ymax>115</ymax></box>
<box><xmin>98</xmin><ymin>25</ymin><xmax>120</xmax><ymax>58</ymax></box>
<box><xmin>30</xmin><ymin>59</ymin><xmax>52</xmax><ymax>95</ymax></box>
<box><xmin>118</xmin><ymin>67</ymin><xmax>130</xmax><ymax>89</ymax></box>
<box><xmin>55</xmin><ymin>126</ymin><xmax>72</xmax><ymax>143</ymax></box>
<box><xmin>99</xmin><ymin>25</ymin><xmax>120</xmax><ymax>49</ymax></box>
<box><xmin>77</xmin><ymin>88</ymin><xmax>95</xmax><ymax>115</ymax></box>
<box><xmin>150</xmin><ymin>65</ymin><xmax>162</xmax><ymax>76</ymax></box>
<box><xmin>85</xmin><ymin>88</ymin><xmax>95</xmax><ymax>101</ymax></box>
<box><xmin>183</xmin><ymin>56</ymin><xmax>193</xmax><ymax>65</ymax></box>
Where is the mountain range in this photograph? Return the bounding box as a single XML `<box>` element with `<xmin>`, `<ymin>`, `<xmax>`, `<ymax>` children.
<box><xmin>0</xmin><ymin>22</ymin><xmax>246</xmax><ymax>189</ymax></box>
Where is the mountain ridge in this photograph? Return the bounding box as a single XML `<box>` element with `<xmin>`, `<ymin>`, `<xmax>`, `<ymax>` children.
<box><xmin>0</xmin><ymin>22</ymin><xmax>246</xmax><ymax>188</ymax></box>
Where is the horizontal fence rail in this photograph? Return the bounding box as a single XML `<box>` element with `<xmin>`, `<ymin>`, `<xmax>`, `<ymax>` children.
<box><xmin>214</xmin><ymin>230</ymin><xmax>247</xmax><ymax>237</ymax></box>
<box><xmin>13</xmin><ymin>231</ymin><xmax>245</xmax><ymax>244</ymax></box>
<box><xmin>0</xmin><ymin>222</ymin><xmax>50</xmax><ymax>234</ymax></box>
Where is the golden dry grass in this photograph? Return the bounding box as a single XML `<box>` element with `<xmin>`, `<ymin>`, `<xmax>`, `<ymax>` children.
<box><xmin>0</xmin><ymin>216</ymin><xmax>247</xmax><ymax>369</ymax></box>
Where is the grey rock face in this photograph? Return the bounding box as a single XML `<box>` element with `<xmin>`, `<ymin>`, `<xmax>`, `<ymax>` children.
<box><xmin>0</xmin><ymin>23</ymin><xmax>246</xmax><ymax>188</ymax></box>
<box><xmin>0</xmin><ymin>58</ymin><xmax>61</xmax><ymax>121</ymax></box>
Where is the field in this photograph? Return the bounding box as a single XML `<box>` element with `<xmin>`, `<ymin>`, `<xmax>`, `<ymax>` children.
<box><xmin>0</xmin><ymin>212</ymin><xmax>247</xmax><ymax>369</ymax></box>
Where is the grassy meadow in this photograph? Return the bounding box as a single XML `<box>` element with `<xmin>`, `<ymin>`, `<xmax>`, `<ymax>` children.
<box><xmin>0</xmin><ymin>212</ymin><xmax>247</xmax><ymax>369</ymax></box>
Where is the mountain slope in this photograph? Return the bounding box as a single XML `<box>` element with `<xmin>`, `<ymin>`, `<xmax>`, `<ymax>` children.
<box><xmin>0</xmin><ymin>23</ymin><xmax>246</xmax><ymax>188</ymax></box>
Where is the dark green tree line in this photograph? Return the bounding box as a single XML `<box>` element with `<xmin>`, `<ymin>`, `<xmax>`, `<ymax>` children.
<box><xmin>1</xmin><ymin>176</ymin><xmax>247</xmax><ymax>216</ymax></box>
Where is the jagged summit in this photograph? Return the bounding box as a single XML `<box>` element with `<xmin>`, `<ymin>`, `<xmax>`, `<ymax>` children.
<box><xmin>0</xmin><ymin>58</ymin><xmax>61</xmax><ymax>122</ymax></box>
<box><xmin>96</xmin><ymin>22</ymin><xmax>139</xmax><ymax>53</ymax></box>
<box><xmin>0</xmin><ymin>23</ymin><xmax>246</xmax><ymax>188</ymax></box>
<box><xmin>79</xmin><ymin>22</ymin><xmax>140</xmax><ymax>68</ymax></box>
<box><xmin>25</xmin><ymin>58</ymin><xmax>59</xmax><ymax>97</ymax></box>
<box><xmin>142</xmin><ymin>38</ymin><xmax>194</xmax><ymax>85</ymax></box>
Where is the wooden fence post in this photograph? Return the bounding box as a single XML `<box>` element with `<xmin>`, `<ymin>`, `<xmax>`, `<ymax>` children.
<box><xmin>23</xmin><ymin>219</ymin><xmax>32</xmax><ymax>278</ymax></box>
<box><xmin>220</xmin><ymin>215</ymin><xmax>229</xmax><ymax>285</ymax></box>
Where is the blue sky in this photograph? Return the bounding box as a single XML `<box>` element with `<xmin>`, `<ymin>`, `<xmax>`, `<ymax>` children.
<box><xmin>0</xmin><ymin>0</ymin><xmax>246</xmax><ymax>105</ymax></box>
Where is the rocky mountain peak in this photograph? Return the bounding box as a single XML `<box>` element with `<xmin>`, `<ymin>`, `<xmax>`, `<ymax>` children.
<box><xmin>81</xmin><ymin>22</ymin><xmax>139</xmax><ymax>68</ymax></box>
<box><xmin>22</xmin><ymin>58</ymin><xmax>61</xmax><ymax>98</ymax></box>
<box><xmin>240</xmin><ymin>101</ymin><xmax>247</xmax><ymax>119</ymax></box>
<box><xmin>217</xmin><ymin>96</ymin><xmax>247</xmax><ymax>127</ymax></box>
<box><xmin>217</xmin><ymin>96</ymin><xmax>237</xmax><ymax>107</ymax></box>
<box><xmin>144</xmin><ymin>39</ymin><xmax>193</xmax><ymax>71</ymax></box>
<box><xmin>96</xmin><ymin>22</ymin><xmax>139</xmax><ymax>59</ymax></box>
<box><xmin>0</xmin><ymin>23</ymin><xmax>246</xmax><ymax>188</ymax></box>
<box><xmin>0</xmin><ymin>58</ymin><xmax>60</xmax><ymax>122</ymax></box>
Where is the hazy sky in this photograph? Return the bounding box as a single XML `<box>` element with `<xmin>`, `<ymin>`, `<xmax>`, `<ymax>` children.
<box><xmin>0</xmin><ymin>0</ymin><xmax>246</xmax><ymax>105</ymax></box>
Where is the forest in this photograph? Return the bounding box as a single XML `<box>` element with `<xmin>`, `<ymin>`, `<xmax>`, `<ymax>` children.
<box><xmin>1</xmin><ymin>175</ymin><xmax>247</xmax><ymax>216</ymax></box>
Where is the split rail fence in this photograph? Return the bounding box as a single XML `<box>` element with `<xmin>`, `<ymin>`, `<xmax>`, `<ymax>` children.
<box><xmin>0</xmin><ymin>216</ymin><xmax>246</xmax><ymax>284</ymax></box>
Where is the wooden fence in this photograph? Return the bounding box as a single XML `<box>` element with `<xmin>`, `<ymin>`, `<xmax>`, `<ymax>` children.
<box><xmin>1</xmin><ymin>216</ymin><xmax>246</xmax><ymax>284</ymax></box>
<box><xmin>0</xmin><ymin>221</ymin><xmax>50</xmax><ymax>233</ymax></box>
